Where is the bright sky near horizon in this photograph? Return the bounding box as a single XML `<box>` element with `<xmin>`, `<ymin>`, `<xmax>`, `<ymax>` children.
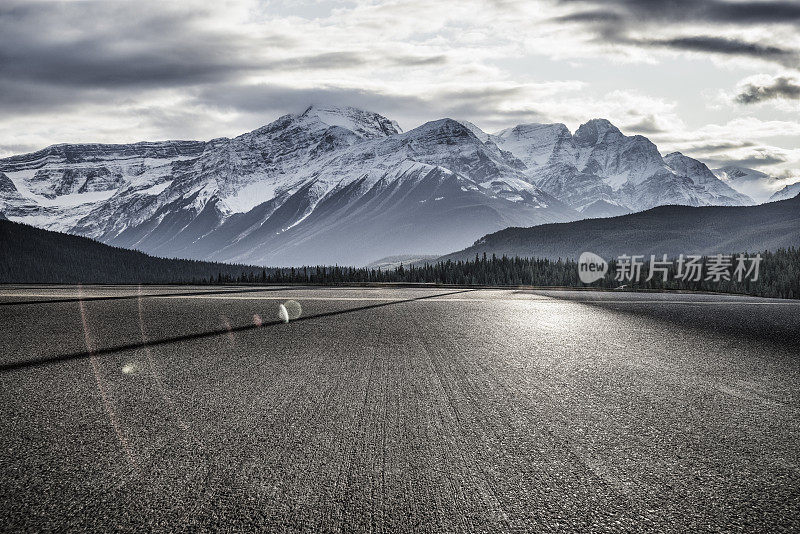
<box><xmin>1</xmin><ymin>0</ymin><xmax>799</xmax><ymax>190</ymax></box>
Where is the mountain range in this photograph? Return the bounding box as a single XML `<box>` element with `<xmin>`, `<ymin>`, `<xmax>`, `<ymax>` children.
<box><xmin>441</xmin><ymin>194</ymin><xmax>800</xmax><ymax>263</ymax></box>
<box><xmin>0</xmin><ymin>105</ymin><xmax>774</xmax><ymax>266</ymax></box>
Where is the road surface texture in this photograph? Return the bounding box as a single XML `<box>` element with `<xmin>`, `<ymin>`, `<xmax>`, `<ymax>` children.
<box><xmin>1</xmin><ymin>285</ymin><xmax>798</xmax><ymax>533</ymax></box>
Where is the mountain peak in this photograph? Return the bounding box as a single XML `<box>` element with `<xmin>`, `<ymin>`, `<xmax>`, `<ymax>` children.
<box><xmin>582</xmin><ymin>118</ymin><xmax>617</xmax><ymax>129</ymax></box>
<box><xmin>496</xmin><ymin>122</ymin><xmax>570</xmax><ymax>139</ymax></box>
<box><xmin>663</xmin><ymin>151</ymin><xmax>708</xmax><ymax>172</ymax></box>
<box><xmin>296</xmin><ymin>105</ymin><xmax>402</xmax><ymax>139</ymax></box>
<box><xmin>491</xmin><ymin>123</ymin><xmax>574</xmax><ymax>169</ymax></box>
<box><xmin>573</xmin><ymin>118</ymin><xmax>622</xmax><ymax>146</ymax></box>
<box><xmin>299</xmin><ymin>104</ymin><xmax>348</xmax><ymax>118</ymax></box>
<box><xmin>407</xmin><ymin>118</ymin><xmax>477</xmax><ymax>141</ymax></box>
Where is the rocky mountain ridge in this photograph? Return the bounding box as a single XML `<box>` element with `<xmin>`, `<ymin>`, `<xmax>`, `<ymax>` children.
<box><xmin>0</xmin><ymin>106</ymin><xmax>760</xmax><ymax>265</ymax></box>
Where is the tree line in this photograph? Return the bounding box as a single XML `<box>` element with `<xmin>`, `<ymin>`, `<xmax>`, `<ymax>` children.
<box><xmin>211</xmin><ymin>248</ymin><xmax>800</xmax><ymax>300</ymax></box>
<box><xmin>0</xmin><ymin>219</ymin><xmax>266</xmax><ymax>284</ymax></box>
<box><xmin>2</xmin><ymin>219</ymin><xmax>797</xmax><ymax>298</ymax></box>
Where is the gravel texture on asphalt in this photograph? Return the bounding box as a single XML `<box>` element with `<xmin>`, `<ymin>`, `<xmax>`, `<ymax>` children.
<box><xmin>1</xmin><ymin>285</ymin><xmax>798</xmax><ymax>532</ymax></box>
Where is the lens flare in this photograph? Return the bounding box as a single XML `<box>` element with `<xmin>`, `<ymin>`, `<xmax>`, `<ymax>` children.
<box><xmin>278</xmin><ymin>304</ymin><xmax>290</xmax><ymax>323</ymax></box>
<box><xmin>78</xmin><ymin>285</ymin><xmax>136</xmax><ymax>467</ymax></box>
<box><xmin>283</xmin><ymin>300</ymin><xmax>302</xmax><ymax>320</ymax></box>
<box><xmin>220</xmin><ymin>315</ymin><xmax>235</xmax><ymax>344</ymax></box>
<box><xmin>253</xmin><ymin>314</ymin><xmax>263</xmax><ymax>327</ymax></box>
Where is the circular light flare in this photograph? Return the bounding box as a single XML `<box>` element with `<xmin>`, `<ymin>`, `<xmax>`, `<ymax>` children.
<box><xmin>283</xmin><ymin>300</ymin><xmax>302</xmax><ymax>320</ymax></box>
<box><xmin>278</xmin><ymin>304</ymin><xmax>289</xmax><ymax>323</ymax></box>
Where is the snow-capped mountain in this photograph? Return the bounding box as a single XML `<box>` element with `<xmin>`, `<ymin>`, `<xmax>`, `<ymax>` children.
<box><xmin>0</xmin><ymin>106</ymin><xmax>576</xmax><ymax>265</ymax></box>
<box><xmin>0</xmin><ymin>106</ymin><xmax>757</xmax><ymax>265</ymax></box>
<box><xmin>0</xmin><ymin>141</ymin><xmax>204</xmax><ymax>232</ymax></box>
<box><xmin>770</xmin><ymin>181</ymin><xmax>800</xmax><ymax>201</ymax></box>
<box><xmin>488</xmin><ymin>119</ymin><xmax>753</xmax><ymax>215</ymax></box>
<box><xmin>712</xmin><ymin>165</ymin><xmax>787</xmax><ymax>204</ymax></box>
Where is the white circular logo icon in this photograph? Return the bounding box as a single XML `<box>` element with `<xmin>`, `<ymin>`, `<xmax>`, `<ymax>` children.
<box><xmin>578</xmin><ymin>251</ymin><xmax>608</xmax><ymax>283</ymax></box>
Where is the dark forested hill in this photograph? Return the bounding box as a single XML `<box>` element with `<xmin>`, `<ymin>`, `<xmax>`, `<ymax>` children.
<box><xmin>0</xmin><ymin>219</ymin><xmax>266</xmax><ymax>284</ymax></box>
<box><xmin>441</xmin><ymin>194</ymin><xmax>800</xmax><ymax>262</ymax></box>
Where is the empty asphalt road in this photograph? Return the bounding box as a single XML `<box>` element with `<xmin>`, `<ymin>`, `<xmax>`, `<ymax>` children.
<box><xmin>1</xmin><ymin>286</ymin><xmax>798</xmax><ymax>532</ymax></box>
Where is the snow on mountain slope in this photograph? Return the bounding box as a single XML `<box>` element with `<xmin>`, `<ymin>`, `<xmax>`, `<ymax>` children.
<box><xmin>575</xmin><ymin>120</ymin><xmax>667</xmax><ymax>189</ymax></box>
<box><xmin>0</xmin><ymin>141</ymin><xmax>204</xmax><ymax>232</ymax></box>
<box><xmin>770</xmin><ymin>181</ymin><xmax>800</xmax><ymax>201</ymax></box>
<box><xmin>493</xmin><ymin>123</ymin><xmax>575</xmax><ymax>169</ymax></box>
<box><xmin>66</xmin><ymin>106</ymin><xmax>403</xmax><ymax>243</ymax></box>
<box><xmin>534</xmin><ymin>164</ymin><xmax>628</xmax><ymax>215</ymax></box>
<box><xmin>456</xmin><ymin>120</ymin><xmax>491</xmax><ymax>143</ymax></box>
<box><xmin>663</xmin><ymin>153</ymin><xmax>753</xmax><ymax>205</ymax></box>
<box><xmin>493</xmin><ymin>118</ymin><xmax>754</xmax><ymax>212</ymax></box>
<box><xmin>308</xmin><ymin>105</ymin><xmax>402</xmax><ymax>138</ymax></box>
<box><xmin>0</xmin><ymin>172</ymin><xmax>38</xmax><ymax>226</ymax></box>
<box><xmin>201</xmin><ymin>162</ymin><xmax>568</xmax><ymax>266</ymax></box>
<box><xmin>0</xmin><ymin>106</ymin><xmax>761</xmax><ymax>265</ymax></box>
<box><xmin>96</xmin><ymin>115</ymin><xmax>576</xmax><ymax>265</ymax></box>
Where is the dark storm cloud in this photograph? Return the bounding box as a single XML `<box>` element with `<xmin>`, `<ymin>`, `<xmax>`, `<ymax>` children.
<box><xmin>555</xmin><ymin>10</ymin><xmax>625</xmax><ymax>23</ymax></box>
<box><xmin>649</xmin><ymin>37</ymin><xmax>788</xmax><ymax>57</ymax></box>
<box><xmin>0</xmin><ymin>50</ymin><xmax>375</xmax><ymax>114</ymax></box>
<box><xmin>684</xmin><ymin>141</ymin><xmax>756</xmax><ymax>153</ymax></box>
<box><xmin>623</xmin><ymin>116</ymin><xmax>664</xmax><ymax>134</ymax></box>
<box><xmin>0</xmin><ymin>2</ymin><xmax>282</xmax><ymax>91</ymax></box>
<box><xmin>195</xmin><ymin>83</ymin><xmax>525</xmax><ymax>114</ymax></box>
<box><xmin>735</xmin><ymin>76</ymin><xmax>800</xmax><ymax>103</ymax></box>
<box><xmin>196</xmin><ymin>84</ymin><xmax>530</xmax><ymax>113</ymax></box>
<box><xmin>0</xmin><ymin>79</ymin><xmax>95</xmax><ymax>113</ymax></box>
<box><xmin>637</xmin><ymin>36</ymin><xmax>798</xmax><ymax>65</ymax></box>
<box><xmin>196</xmin><ymin>84</ymin><xmax>422</xmax><ymax>115</ymax></box>
<box><xmin>701</xmin><ymin>151</ymin><xmax>787</xmax><ymax>168</ymax></box>
<box><xmin>556</xmin><ymin>0</ymin><xmax>800</xmax><ymax>65</ymax></box>
<box><xmin>0</xmin><ymin>41</ymin><xmax>256</xmax><ymax>89</ymax></box>
<box><xmin>559</xmin><ymin>0</ymin><xmax>800</xmax><ymax>25</ymax></box>
<box><xmin>0</xmin><ymin>1</ymin><xmax>450</xmax><ymax>114</ymax></box>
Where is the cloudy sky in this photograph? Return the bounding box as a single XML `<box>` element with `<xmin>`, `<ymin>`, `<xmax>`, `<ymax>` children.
<box><xmin>2</xmin><ymin>0</ymin><xmax>799</xmax><ymax>192</ymax></box>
